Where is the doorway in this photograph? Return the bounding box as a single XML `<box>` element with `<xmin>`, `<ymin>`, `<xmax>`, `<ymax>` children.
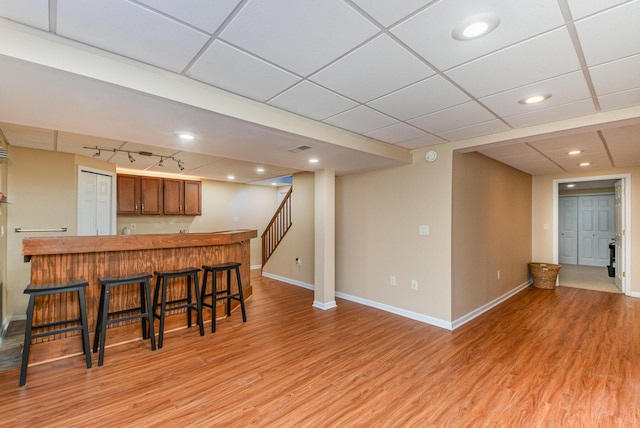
<box><xmin>553</xmin><ymin>174</ymin><xmax>631</xmax><ymax>295</ymax></box>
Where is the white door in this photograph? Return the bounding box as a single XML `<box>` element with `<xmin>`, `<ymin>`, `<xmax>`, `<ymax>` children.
<box><xmin>614</xmin><ymin>180</ymin><xmax>624</xmax><ymax>291</ymax></box>
<box><xmin>559</xmin><ymin>196</ymin><xmax>578</xmax><ymax>264</ymax></box>
<box><xmin>578</xmin><ymin>195</ymin><xmax>615</xmax><ymax>267</ymax></box>
<box><xmin>78</xmin><ymin>169</ymin><xmax>114</xmax><ymax>235</ymax></box>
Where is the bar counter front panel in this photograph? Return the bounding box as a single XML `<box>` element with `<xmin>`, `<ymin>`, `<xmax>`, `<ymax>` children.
<box><xmin>22</xmin><ymin>230</ymin><xmax>257</xmax><ymax>343</ymax></box>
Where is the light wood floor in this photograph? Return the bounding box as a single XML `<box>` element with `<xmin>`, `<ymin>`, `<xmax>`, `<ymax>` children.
<box><xmin>1</xmin><ymin>275</ymin><xmax>640</xmax><ymax>427</ymax></box>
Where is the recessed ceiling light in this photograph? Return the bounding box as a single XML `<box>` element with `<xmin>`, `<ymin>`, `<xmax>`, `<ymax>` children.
<box><xmin>518</xmin><ymin>94</ymin><xmax>551</xmax><ymax>104</ymax></box>
<box><xmin>452</xmin><ymin>13</ymin><xmax>500</xmax><ymax>41</ymax></box>
<box><xmin>579</xmin><ymin>162</ymin><xmax>591</xmax><ymax>167</ymax></box>
<box><xmin>309</xmin><ymin>158</ymin><xmax>319</xmax><ymax>164</ymax></box>
<box><xmin>566</xmin><ymin>183</ymin><xmax>576</xmax><ymax>188</ymax></box>
<box><xmin>176</xmin><ymin>132</ymin><xmax>195</xmax><ymax>141</ymax></box>
<box><xmin>271</xmin><ymin>182</ymin><xmax>277</xmax><ymax>186</ymax></box>
<box><xmin>227</xmin><ymin>175</ymin><xmax>235</xmax><ymax>180</ymax></box>
<box><xmin>568</xmin><ymin>150</ymin><xmax>582</xmax><ymax>155</ymax></box>
<box><xmin>256</xmin><ymin>167</ymin><xmax>265</xmax><ymax>173</ymax></box>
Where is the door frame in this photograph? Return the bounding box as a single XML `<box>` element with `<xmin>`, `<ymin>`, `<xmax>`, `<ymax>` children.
<box><xmin>553</xmin><ymin>173</ymin><xmax>631</xmax><ymax>295</ymax></box>
<box><xmin>77</xmin><ymin>166</ymin><xmax>117</xmax><ymax>235</ymax></box>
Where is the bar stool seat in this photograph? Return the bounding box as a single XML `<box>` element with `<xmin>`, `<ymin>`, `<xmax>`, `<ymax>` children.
<box><xmin>201</xmin><ymin>262</ymin><xmax>247</xmax><ymax>332</ymax></box>
<box><xmin>93</xmin><ymin>272</ymin><xmax>156</xmax><ymax>366</ymax></box>
<box><xmin>152</xmin><ymin>267</ymin><xmax>204</xmax><ymax>348</ymax></box>
<box><xmin>20</xmin><ymin>279</ymin><xmax>92</xmax><ymax>387</ymax></box>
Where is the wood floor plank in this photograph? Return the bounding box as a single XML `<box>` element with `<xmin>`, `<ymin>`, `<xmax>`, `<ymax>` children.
<box><xmin>1</xmin><ymin>276</ymin><xmax>640</xmax><ymax>426</ymax></box>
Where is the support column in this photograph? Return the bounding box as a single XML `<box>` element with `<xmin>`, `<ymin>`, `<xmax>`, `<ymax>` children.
<box><xmin>313</xmin><ymin>169</ymin><xmax>336</xmax><ymax>310</ymax></box>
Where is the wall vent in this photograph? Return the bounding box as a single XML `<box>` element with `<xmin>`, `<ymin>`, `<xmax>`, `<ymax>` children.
<box><xmin>288</xmin><ymin>145</ymin><xmax>312</xmax><ymax>153</ymax></box>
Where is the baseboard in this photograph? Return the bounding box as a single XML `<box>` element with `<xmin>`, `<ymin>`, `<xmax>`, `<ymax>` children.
<box><xmin>627</xmin><ymin>290</ymin><xmax>640</xmax><ymax>298</ymax></box>
<box><xmin>335</xmin><ymin>291</ymin><xmax>453</xmax><ymax>330</ymax></box>
<box><xmin>261</xmin><ymin>272</ymin><xmax>314</xmax><ymax>290</ymax></box>
<box><xmin>250</xmin><ymin>264</ymin><xmax>262</xmax><ymax>271</ymax></box>
<box><xmin>1</xmin><ymin>314</ymin><xmax>26</xmax><ymax>344</ymax></box>
<box><xmin>451</xmin><ymin>281</ymin><xmax>532</xmax><ymax>330</ymax></box>
<box><xmin>263</xmin><ymin>272</ymin><xmax>531</xmax><ymax>331</ymax></box>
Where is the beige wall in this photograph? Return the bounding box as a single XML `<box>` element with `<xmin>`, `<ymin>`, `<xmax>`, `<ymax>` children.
<box><xmin>4</xmin><ymin>146</ymin><xmax>279</xmax><ymax>318</ymax></box>
<box><xmin>451</xmin><ymin>152</ymin><xmax>532</xmax><ymax>319</ymax></box>
<box><xmin>532</xmin><ymin>167</ymin><xmax>640</xmax><ymax>294</ymax></box>
<box><xmin>262</xmin><ymin>172</ymin><xmax>315</xmax><ymax>286</ymax></box>
<box><xmin>335</xmin><ymin>145</ymin><xmax>453</xmax><ymax>321</ymax></box>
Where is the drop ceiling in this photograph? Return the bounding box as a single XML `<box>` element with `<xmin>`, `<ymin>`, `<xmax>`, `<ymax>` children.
<box><xmin>0</xmin><ymin>0</ymin><xmax>639</xmax><ymax>182</ymax></box>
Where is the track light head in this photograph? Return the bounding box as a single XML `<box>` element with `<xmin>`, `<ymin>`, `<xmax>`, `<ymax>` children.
<box><xmin>93</xmin><ymin>149</ymin><xmax>101</xmax><ymax>158</ymax></box>
<box><xmin>158</xmin><ymin>157</ymin><xmax>164</xmax><ymax>167</ymax></box>
<box><xmin>128</xmin><ymin>152</ymin><xmax>135</xmax><ymax>163</ymax></box>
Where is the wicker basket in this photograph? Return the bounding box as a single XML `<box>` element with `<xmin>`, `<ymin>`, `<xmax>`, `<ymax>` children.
<box><xmin>528</xmin><ymin>262</ymin><xmax>561</xmax><ymax>289</ymax></box>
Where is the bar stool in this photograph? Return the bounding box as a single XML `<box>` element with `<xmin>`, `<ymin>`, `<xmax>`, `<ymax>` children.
<box><xmin>152</xmin><ymin>267</ymin><xmax>204</xmax><ymax>348</ymax></box>
<box><xmin>200</xmin><ymin>262</ymin><xmax>247</xmax><ymax>332</ymax></box>
<box><xmin>20</xmin><ymin>279</ymin><xmax>92</xmax><ymax>387</ymax></box>
<box><xmin>93</xmin><ymin>273</ymin><xmax>156</xmax><ymax>366</ymax></box>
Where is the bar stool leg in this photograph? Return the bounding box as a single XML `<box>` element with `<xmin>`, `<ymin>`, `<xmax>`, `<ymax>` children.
<box><xmin>97</xmin><ymin>284</ymin><xmax>111</xmax><ymax>366</ymax></box>
<box><xmin>235</xmin><ymin>266</ymin><xmax>247</xmax><ymax>322</ymax></box>
<box><xmin>212</xmin><ymin>271</ymin><xmax>218</xmax><ymax>333</ymax></box>
<box><xmin>19</xmin><ymin>294</ymin><xmax>36</xmax><ymax>387</ymax></box>
<box><xmin>77</xmin><ymin>287</ymin><xmax>92</xmax><ymax>369</ymax></box>
<box><xmin>144</xmin><ymin>278</ymin><xmax>157</xmax><ymax>351</ymax></box>
<box><xmin>192</xmin><ymin>272</ymin><xmax>205</xmax><ymax>336</ymax></box>
<box><xmin>158</xmin><ymin>276</ymin><xmax>168</xmax><ymax>349</ymax></box>
<box><xmin>93</xmin><ymin>283</ymin><xmax>106</xmax><ymax>353</ymax></box>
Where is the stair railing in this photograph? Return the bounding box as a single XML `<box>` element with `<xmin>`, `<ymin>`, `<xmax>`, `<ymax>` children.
<box><xmin>261</xmin><ymin>187</ymin><xmax>292</xmax><ymax>266</ymax></box>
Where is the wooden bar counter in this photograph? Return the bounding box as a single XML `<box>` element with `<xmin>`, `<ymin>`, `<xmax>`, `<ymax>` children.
<box><xmin>23</xmin><ymin>229</ymin><xmax>257</xmax><ymax>345</ymax></box>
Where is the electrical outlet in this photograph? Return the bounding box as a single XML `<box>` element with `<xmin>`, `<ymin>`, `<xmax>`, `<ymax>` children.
<box><xmin>390</xmin><ymin>275</ymin><xmax>396</xmax><ymax>286</ymax></box>
<box><xmin>411</xmin><ymin>280</ymin><xmax>418</xmax><ymax>290</ymax></box>
<box><xmin>130</xmin><ymin>223</ymin><xmax>136</xmax><ymax>230</ymax></box>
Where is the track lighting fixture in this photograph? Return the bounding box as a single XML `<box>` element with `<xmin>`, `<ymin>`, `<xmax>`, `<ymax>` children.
<box><xmin>83</xmin><ymin>145</ymin><xmax>185</xmax><ymax>170</ymax></box>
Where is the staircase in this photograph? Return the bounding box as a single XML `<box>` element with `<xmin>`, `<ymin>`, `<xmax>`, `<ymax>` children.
<box><xmin>262</xmin><ymin>187</ymin><xmax>292</xmax><ymax>266</ymax></box>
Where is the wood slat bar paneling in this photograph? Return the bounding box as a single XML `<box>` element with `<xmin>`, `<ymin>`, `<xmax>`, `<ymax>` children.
<box><xmin>24</xmin><ymin>231</ymin><xmax>256</xmax><ymax>345</ymax></box>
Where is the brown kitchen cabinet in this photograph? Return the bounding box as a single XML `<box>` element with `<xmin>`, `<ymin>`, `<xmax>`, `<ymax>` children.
<box><xmin>163</xmin><ymin>179</ymin><xmax>201</xmax><ymax>216</ymax></box>
<box><xmin>117</xmin><ymin>175</ymin><xmax>163</xmax><ymax>215</ymax></box>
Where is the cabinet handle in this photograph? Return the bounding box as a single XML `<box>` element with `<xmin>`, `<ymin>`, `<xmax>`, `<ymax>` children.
<box><xmin>141</xmin><ymin>203</ymin><xmax>145</xmax><ymax>212</ymax></box>
<box><xmin>135</xmin><ymin>203</ymin><xmax>138</xmax><ymax>212</ymax></box>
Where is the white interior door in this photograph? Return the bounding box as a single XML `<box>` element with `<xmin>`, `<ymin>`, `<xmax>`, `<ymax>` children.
<box><xmin>559</xmin><ymin>196</ymin><xmax>578</xmax><ymax>264</ymax></box>
<box><xmin>614</xmin><ymin>180</ymin><xmax>624</xmax><ymax>291</ymax></box>
<box><xmin>578</xmin><ymin>195</ymin><xmax>615</xmax><ymax>267</ymax></box>
<box><xmin>78</xmin><ymin>169</ymin><xmax>114</xmax><ymax>235</ymax></box>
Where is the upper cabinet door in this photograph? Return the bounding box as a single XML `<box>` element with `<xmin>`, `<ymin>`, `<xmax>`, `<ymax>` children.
<box><xmin>184</xmin><ymin>181</ymin><xmax>202</xmax><ymax>216</ymax></box>
<box><xmin>117</xmin><ymin>175</ymin><xmax>140</xmax><ymax>214</ymax></box>
<box><xmin>163</xmin><ymin>178</ymin><xmax>184</xmax><ymax>215</ymax></box>
<box><xmin>140</xmin><ymin>176</ymin><xmax>163</xmax><ymax>215</ymax></box>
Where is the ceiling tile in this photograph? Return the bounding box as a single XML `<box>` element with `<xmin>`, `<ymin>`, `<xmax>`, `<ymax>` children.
<box><xmin>367</xmin><ymin>75</ymin><xmax>470</xmax><ymax>120</ymax></box>
<box><xmin>408</xmin><ymin>101</ymin><xmax>496</xmax><ymax>134</ymax></box>
<box><xmin>590</xmin><ymin>54</ymin><xmax>640</xmax><ymax>96</ymax></box>
<box><xmin>479</xmin><ymin>142</ymin><xmax>565</xmax><ymax>175</ymax></box>
<box><xmin>567</xmin><ymin>0</ymin><xmax>630</xmax><ymax>20</ymax></box>
<box><xmin>395</xmin><ymin>133</ymin><xmax>445</xmax><ymax>150</ymax></box>
<box><xmin>219</xmin><ymin>0</ymin><xmax>378</xmax><ymax>76</ymax></box>
<box><xmin>528</xmin><ymin>131</ymin><xmax>613</xmax><ymax>171</ymax></box>
<box><xmin>445</xmin><ymin>28</ymin><xmax>581</xmax><ymax>98</ymax></box>
<box><xmin>0</xmin><ymin>122</ymin><xmax>54</xmax><ymax>150</ymax></box>
<box><xmin>363</xmin><ymin>122</ymin><xmax>427</xmax><ymax>144</ymax></box>
<box><xmin>480</xmin><ymin>71</ymin><xmax>591</xmax><ymax>116</ymax></box>
<box><xmin>0</xmin><ymin>0</ymin><xmax>49</xmax><ymax>30</ymax></box>
<box><xmin>574</xmin><ymin>1</ymin><xmax>640</xmax><ymax>66</ymax></box>
<box><xmin>392</xmin><ymin>0</ymin><xmax>565</xmax><ymax>71</ymax></box>
<box><xmin>323</xmin><ymin>106</ymin><xmax>397</xmax><ymax>134</ymax></box>
<box><xmin>437</xmin><ymin>120</ymin><xmax>510</xmax><ymax>141</ymax></box>
<box><xmin>598</xmin><ymin>87</ymin><xmax>640</xmax><ymax>111</ymax></box>
<box><xmin>135</xmin><ymin>0</ymin><xmax>243</xmax><ymax>33</ymax></box>
<box><xmin>601</xmin><ymin>124</ymin><xmax>640</xmax><ymax>167</ymax></box>
<box><xmin>350</xmin><ymin>0</ymin><xmax>429</xmax><ymax>27</ymax></box>
<box><xmin>268</xmin><ymin>81</ymin><xmax>358</xmax><ymax>120</ymax></box>
<box><xmin>503</xmin><ymin>99</ymin><xmax>596</xmax><ymax>128</ymax></box>
<box><xmin>188</xmin><ymin>40</ymin><xmax>300</xmax><ymax>102</ymax></box>
<box><xmin>311</xmin><ymin>35</ymin><xmax>434</xmax><ymax>103</ymax></box>
<box><xmin>56</xmin><ymin>0</ymin><xmax>210</xmax><ymax>73</ymax></box>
